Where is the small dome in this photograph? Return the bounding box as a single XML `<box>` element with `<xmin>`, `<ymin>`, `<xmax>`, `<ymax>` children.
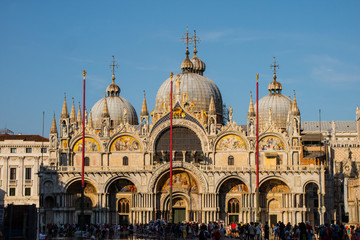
<box><xmin>91</xmin><ymin>96</ymin><xmax>138</xmax><ymax>128</ymax></box>
<box><xmin>155</xmin><ymin>72</ymin><xmax>223</xmax><ymax>117</ymax></box>
<box><xmin>191</xmin><ymin>52</ymin><xmax>206</xmax><ymax>76</ymax></box>
<box><xmin>181</xmin><ymin>48</ymin><xmax>193</xmax><ymax>73</ymax></box>
<box><xmin>106</xmin><ymin>75</ymin><xmax>121</xmax><ymax>96</ymax></box>
<box><xmin>268</xmin><ymin>74</ymin><xmax>282</xmax><ymax>93</ymax></box>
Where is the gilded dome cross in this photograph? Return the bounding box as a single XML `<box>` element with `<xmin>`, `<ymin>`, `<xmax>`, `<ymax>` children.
<box><xmin>270</xmin><ymin>57</ymin><xmax>280</xmax><ymax>74</ymax></box>
<box><xmin>181</xmin><ymin>26</ymin><xmax>193</xmax><ymax>48</ymax></box>
<box><xmin>109</xmin><ymin>55</ymin><xmax>119</xmax><ymax>77</ymax></box>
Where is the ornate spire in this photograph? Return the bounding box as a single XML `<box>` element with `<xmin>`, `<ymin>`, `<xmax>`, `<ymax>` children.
<box><xmin>77</xmin><ymin>102</ymin><xmax>82</xmax><ymax>125</ymax></box>
<box><xmin>180</xmin><ymin>26</ymin><xmax>194</xmax><ymax>73</ymax></box>
<box><xmin>50</xmin><ymin>113</ymin><xmax>58</xmax><ymax>134</ymax></box>
<box><xmin>248</xmin><ymin>92</ymin><xmax>255</xmax><ymax>117</ymax></box>
<box><xmin>102</xmin><ymin>95</ymin><xmax>110</xmax><ymax>118</ymax></box>
<box><xmin>190</xmin><ymin>30</ymin><xmax>206</xmax><ymax>75</ymax></box>
<box><xmin>70</xmin><ymin>98</ymin><xmax>76</xmax><ymax>123</ymax></box>
<box><xmin>61</xmin><ymin>94</ymin><xmax>69</xmax><ymax>118</ymax></box>
<box><xmin>209</xmin><ymin>96</ymin><xmax>216</xmax><ymax>115</ymax></box>
<box><xmin>292</xmin><ymin>90</ymin><xmax>300</xmax><ymax>116</ymax></box>
<box><xmin>88</xmin><ymin>111</ymin><xmax>93</xmax><ymax>128</ymax></box>
<box><xmin>140</xmin><ymin>90</ymin><xmax>149</xmax><ymax>116</ymax></box>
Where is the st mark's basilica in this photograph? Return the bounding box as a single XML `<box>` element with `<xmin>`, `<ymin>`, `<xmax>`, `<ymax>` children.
<box><xmin>38</xmin><ymin>32</ymin><xmax>360</xmax><ymax>228</ymax></box>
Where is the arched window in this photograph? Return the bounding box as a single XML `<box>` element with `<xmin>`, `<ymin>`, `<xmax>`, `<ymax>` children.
<box><xmin>228</xmin><ymin>155</ymin><xmax>234</xmax><ymax>166</ymax></box>
<box><xmin>84</xmin><ymin>157</ymin><xmax>90</xmax><ymax>166</ymax></box>
<box><xmin>118</xmin><ymin>198</ymin><xmax>130</xmax><ymax>214</ymax></box>
<box><xmin>123</xmin><ymin>156</ymin><xmax>128</xmax><ymax>166</ymax></box>
<box><xmin>228</xmin><ymin>198</ymin><xmax>240</xmax><ymax>213</ymax></box>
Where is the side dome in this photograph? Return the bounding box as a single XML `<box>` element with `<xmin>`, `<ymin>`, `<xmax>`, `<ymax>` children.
<box><xmin>154</xmin><ymin>72</ymin><xmax>223</xmax><ymax>118</ymax></box>
<box><xmin>257</xmin><ymin>74</ymin><xmax>291</xmax><ymax>130</ymax></box>
<box><xmin>90</xmin><ymin>76</ymin><xmax>138</xmax><ymax>128</ymax></box>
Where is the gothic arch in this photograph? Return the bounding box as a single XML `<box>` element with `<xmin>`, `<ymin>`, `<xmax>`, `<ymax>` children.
<box><xmin>148</xmin><ymin>162</ymin><xmax>208</xmax><ymax>193</ymax></box>
<box><xmin>215</xmin><ymin>175</ymin><xmax>250</xmax><ymax>193</ymax></box>
<box><xmin>148</xmin><ymin>119</ymin><xmax>209</xmax><ymax>153</ymax></box>
<box><xmin>161</xmin><ymin>191</ymin><xmax>193</xmax><ymax>211</ymax></box>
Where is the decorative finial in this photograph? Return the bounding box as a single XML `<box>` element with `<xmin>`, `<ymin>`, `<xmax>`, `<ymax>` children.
<box><xmin>181</xmin><ymin>25</ymin><xmax>193</xmax><ymax>50</ymax></box>
<box><xmin>250</xmin><ymin>91</ymin><xmax>252</xmax><ymax>98</ymax></box>
<box><xmin>293</xmin><ymin>90</ymin><xmax>296</xmax><ymax>98</ymax></box>
<box><xmin>109</xmin><ymin>55</ymin><xmax>118</xmax><ymax>82</ymax></box>
<box><xmin>192</xmin><ymin>30</ymin><xmax>200</xmax><ymax>55</ymax></box>
<box><xmin>143</xmin><ymin>90</ymin><xmax>146</xmax><ymax>98</ymax></box>
<box><xmin>270</xmin><ymin>57</ymin><xmax>280</xmax><ymax>75</ymax></box>
<box><xmin>170</xmin><ymin>72</ymin><xmax>174</xmax><ymax>81</ymax></box>
<box><xmin>83</xmin><ymin>70</ymin><xmax>87</xmax><ymax>77</ymax></box>
<box><xmin>256</xmin><ymin>73</ymin><xmax>259</xmax><ymax>82</ymax></box>
<box><xmin>64</xmin><ymin>92</ymin><xmax>66</xmax><ymax>100</ymax></box>
<box><xmin>72</xmin><ymin>97</ymin><xmax>74</xmax><ymax>104</ymax></box>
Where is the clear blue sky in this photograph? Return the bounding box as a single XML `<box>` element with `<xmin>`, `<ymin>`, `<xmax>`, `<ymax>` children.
<box><xmin>0</xmin><ymin>1</ymin><xmax>359</xmax><ymax>136</ymax></box>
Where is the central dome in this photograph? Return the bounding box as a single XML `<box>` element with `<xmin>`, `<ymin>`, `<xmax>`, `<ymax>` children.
<box><xmin>155</xmin><ymin>72</ymin><xmax>223</xmax><ymax>117</ymax></box>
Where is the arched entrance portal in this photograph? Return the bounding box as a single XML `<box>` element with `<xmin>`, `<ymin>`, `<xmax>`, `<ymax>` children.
<box><xmin>155</xmin><ymin>170</ymin><xmax>200</xmax><ymax>222</ymax></box>
<box><xmin>218</xmin><ymin>178</ymin><xmax>249</xmax><ymax>225</ymax></box>
<box><xmin>107</xmin><ymin>178</ymin><xmax>136</xmax><ymax>224</ymax></box>
<box><xmin>66</xmin><ymin>180</ymin><xmax>97</xmax><ymax>224</ymax></box>
<box><xmin>259</xmin><ymin>179</ymin><xmax>291</xmax><ymax>226</ymax></box>
<box><xmin>305</xmin><ymin>182</ymin><xmax>320</xmax><ymax>226</ymax></box>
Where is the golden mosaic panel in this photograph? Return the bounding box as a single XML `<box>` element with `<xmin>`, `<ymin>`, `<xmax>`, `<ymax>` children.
<box><xmin>216</xmin><ymin>134</ymin><xmax>246</xmax><ymax>151</ymax></box>
<box><xmin>110</xmin><ymin>136</ymin><xmax>141</xmax><ymax>152</ymax></box>
<box><xmin>259</xmin><ymin>136</ymin><xmax>285</xmax><ymax>151</ymax></box>
<box><xmin>73</xmin><ymin>138</ymin><xmax>100</xmax><ymax>152</ymax></box>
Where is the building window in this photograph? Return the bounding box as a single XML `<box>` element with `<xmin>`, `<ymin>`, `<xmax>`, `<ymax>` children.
<box><xmin>9</xmin><ymin>188</ymin><xmax>15</xmax><ymax>196</ymax></box>
<box><xmin>25</xmin><ymin>168</ymin><xmax>31</xmax><ymax>180</ymax></box>
<box><xmin>123</xmin><ymin>156</ymin><xmax>129</xmax><ymax>166</ymax></box>
<box><xmin>10</xmin><ymin>148</ymin><xmax>17</xmax><ymax>153</ymax></box>
<box><xmin>25</xmin><ymin>188</ymin><xmax>31</xmax><ymax>196</ymax></box>
<box><xmin>10</xmin><ymin>168</ymin><xmax>16</xmax><ymax>180</ymax></box>
<box><xmin>228</xmin><ymin>198</ymin><xmax>240</xmax><ymax>213</ymax></box>
<box><xmin>84</xmin><ymin>157</ymin><xmax>90</xmax><ymax>166</ymax></box>
<box><xmin>26</xmin><ymin>148</ymin><xmax>32</xmax><ymax>153</ymax></box>
<box><xmin>41</xmin><ymin>148</ymin><xmax>47</xmax><ymax>153</ymax></box>
<box><xmin>118</xmin><ymin>198</ymin><xmax>130</xmax><ymax>213</ymax></box>
<box><xmin>228</xmin><ymin>156</ymin><xmax>234</xmax><ymax>166</ymax></box>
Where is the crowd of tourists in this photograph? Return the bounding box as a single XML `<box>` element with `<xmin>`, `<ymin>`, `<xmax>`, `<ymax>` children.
<box><xmin>41</xmin><ymin>220</ymin><xmax>360</xmax><ymax>239</ymax></box>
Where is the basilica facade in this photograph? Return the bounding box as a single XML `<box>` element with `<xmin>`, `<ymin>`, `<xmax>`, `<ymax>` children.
<box><xmin>38</xmin><ymin>42</ymin><xmax>360</xmax><ymax>228</ymax></box>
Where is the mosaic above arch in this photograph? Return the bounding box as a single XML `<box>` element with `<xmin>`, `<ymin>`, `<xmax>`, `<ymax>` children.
<box><xmin>216</xmin><ymin>134</ymin><xmax>247</xmax><ymax>151</ymax></box>
<box><xmin>261</xmin><ymin>179</ymin><xmax>290</xmax><ymax>193</ymax></box>
<box><xmin>73</xmin><ymin>138</ymin><xmax>100</xmax><ymax>152</ymax></box>
<box><xmin>259</xmin><ymin>136</ymin><xmax>285</xmax><ymax>151</ymax></box>
<box><xmin>110</xmin><ymin>135</ymin><xmax>141</xmax><ymax>152</ymax></box>
<box><xmin>161</xmin><ymin>172</ymin><xmax>198</xmax><ymax>193</ymax></box>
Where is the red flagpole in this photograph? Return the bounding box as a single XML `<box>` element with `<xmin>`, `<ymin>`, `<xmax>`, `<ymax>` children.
<box><xmin>169</xmin><ymin>72</ymin><xmax>173</xmax><ymax>223</ymax></box>
<box><xmin>255</xmin><ymin>73</ymin><xmax>260</xmax><ymax>222</ymax></box>
<box><xmin>256</xmin><ymin>74</ymin><xmax>259</xmax><ymax>189</ymax></box>
<box><xmin>82</xmin><ymin>70</ymin><xmax>86</xmax><ymax>188</ymax></box>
